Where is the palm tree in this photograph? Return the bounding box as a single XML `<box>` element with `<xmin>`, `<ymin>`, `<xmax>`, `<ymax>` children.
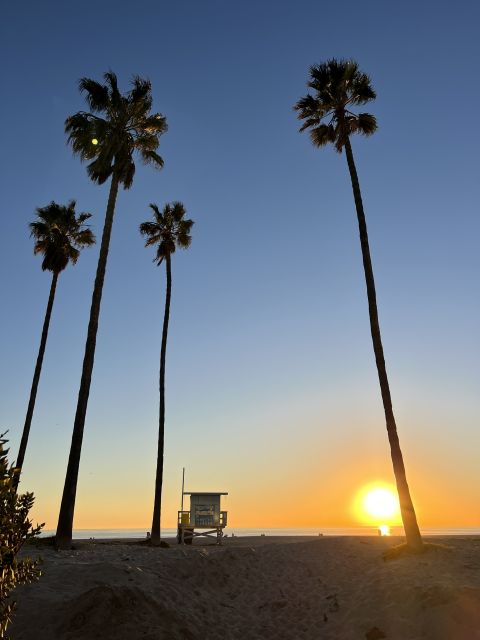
<box><xmin>16</xmin><ymin>201</ymin><xmax>95</xmax><ymax>483</ymax></box>
<box><xmin>55</xmin><ymin>72</ymin><xmax>167</xmax><ymax>549</ymax></box>
<box><xmin>294</xmin><ymin>59</ymin><xmax>423</xmax><ymax>551</ymax></box>
<box><xmin>139</xmin><ymin>202</ymin><xmax>193</xmax><ymax>545</ymax></box>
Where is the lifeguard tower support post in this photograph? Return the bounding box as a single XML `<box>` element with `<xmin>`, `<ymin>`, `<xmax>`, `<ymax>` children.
<box><xmin>178</xmin><ymin>492</ymin><xmax>228</xmax><ymax>545</ymax></box>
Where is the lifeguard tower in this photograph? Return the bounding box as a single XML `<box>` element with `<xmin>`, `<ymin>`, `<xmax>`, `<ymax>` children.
<box><xmin>178</xmin><ymin>491</ymin><xmax>228</xmax><ymax>545</ymax></box>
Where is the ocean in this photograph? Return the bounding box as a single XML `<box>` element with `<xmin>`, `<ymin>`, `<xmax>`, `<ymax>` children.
<box><xmin>40</xmin><ymin>526</ymin><xmax>480</xmax><ymax>540</ymax></box>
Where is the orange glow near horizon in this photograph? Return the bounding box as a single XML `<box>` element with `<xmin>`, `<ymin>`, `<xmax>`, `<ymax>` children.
<box><xmin>27</xmin><ymin>453</ymin><xmax>480</xmax><ymax>531</ymax></box>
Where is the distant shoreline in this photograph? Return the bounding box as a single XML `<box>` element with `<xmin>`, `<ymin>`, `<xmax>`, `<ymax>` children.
<box><xmin>38</xmin><ymin>526</ymin><xmax>480</xmax><ymax>540</ymax></box>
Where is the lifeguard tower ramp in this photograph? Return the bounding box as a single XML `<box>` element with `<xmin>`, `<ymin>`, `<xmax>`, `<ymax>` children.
<box><xmin>178</xmin><ymin>492</ymin><xmax>228</xmax><ymax>545</ymax></box>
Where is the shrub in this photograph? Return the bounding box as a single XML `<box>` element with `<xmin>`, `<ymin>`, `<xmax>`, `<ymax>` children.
<box><xmin>0</xmin><ymin>434</ymin><xmax>43</xmax><ymax>638</ymax></box>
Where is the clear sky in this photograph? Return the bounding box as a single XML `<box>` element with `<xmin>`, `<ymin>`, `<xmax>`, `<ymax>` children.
<box><xmin>1</xmin><ymin>0</ymin><xmax>479</xmax><ymax>530</ymax></box>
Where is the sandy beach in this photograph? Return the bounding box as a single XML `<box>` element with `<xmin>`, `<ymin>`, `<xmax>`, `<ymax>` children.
<box><xmin>11</xmin><ymin>535</ymin><xmax>480</xmax><ymax>639</ymax></box>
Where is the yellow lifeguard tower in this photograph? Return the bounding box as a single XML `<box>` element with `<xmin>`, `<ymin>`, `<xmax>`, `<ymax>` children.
<box><xmin>178</xmin><ymin>491</ymin><xmax>228</xmax><ymax>545</ymax></box>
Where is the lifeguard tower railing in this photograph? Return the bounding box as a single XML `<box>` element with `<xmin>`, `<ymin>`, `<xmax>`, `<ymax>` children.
<box><xmin>178</xmin><ymin>510</ymin><xmax>228</xmax><ymax>529</ymax></box>
<box><xmin>177</xmin><ymin>491</ymin><xmax>228</xmax><ymax>545</ymax></box>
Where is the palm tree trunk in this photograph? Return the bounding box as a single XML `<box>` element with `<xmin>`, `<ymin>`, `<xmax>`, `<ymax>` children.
<box><xmin>15</xmin><ymin>271</ymin><xmax>59</xmax><ymax>481</ymax></box>
<box><xmin>343</xmin><ymin>136</ymin><xmax>423</xmax><ymax>551</ymax></box>
<box><xmin>151</xmin><ymin>254</ymin><xmax>172</xmax><ymax>544</ymax></box>
<box><xmin>55</xmin><ymin>172</ymin><xmax>120</xmax><ymax>549</ymax></box>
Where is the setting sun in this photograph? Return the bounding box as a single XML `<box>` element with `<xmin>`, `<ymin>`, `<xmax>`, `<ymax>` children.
<box><xmin>364</xmin><ymin>487</ymin><xmax>398</xmax><ymax>519</ymax></box>
<box><xmin>353</xmin><ymin>483</ymin><xmax>400</xmax><ymax>525</ymax></box>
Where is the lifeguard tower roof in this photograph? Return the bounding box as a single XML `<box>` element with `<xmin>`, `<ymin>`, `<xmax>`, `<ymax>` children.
<box><xmin>183</xmin><ymin>492</ymin><xmax>228</xmax><ymax>495</ymax></box>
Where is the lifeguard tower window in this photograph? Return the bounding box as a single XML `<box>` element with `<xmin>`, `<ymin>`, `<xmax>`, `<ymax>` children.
<box><xmin>190</xmin><ymin>493</ymin><xmax>224</xmax><ymax>527</ymax></box>
<box><xmin>195</xmin><ymin>503</ymin><xmax>215</xmax><ymax>527</ymax></box>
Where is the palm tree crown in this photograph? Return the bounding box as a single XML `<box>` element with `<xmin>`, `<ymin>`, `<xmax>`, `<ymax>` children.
<box><xmin>30</xmin><ymin>201</ymin><xmax>95</xmax><ymax>273</ymax></box>
<box><xmin>139</xmin><ymin>202</ymin><xmax>194</xmax><ymax>263</ymax></box>
<box><xmin>294</xmin><ymin>58</ymin><xmax>377</xmax><ymax>152</ymax></box>
<box><xmin>65</xmin><ymin>71</ymin><xmax>167</xmax><ymax>188</ymax></box>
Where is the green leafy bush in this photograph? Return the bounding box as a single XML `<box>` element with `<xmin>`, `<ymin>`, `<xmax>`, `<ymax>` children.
<box><xmin>0</xmin><ymin>434</ymin><xmax>43</xmax><ymax>638</ymax></box>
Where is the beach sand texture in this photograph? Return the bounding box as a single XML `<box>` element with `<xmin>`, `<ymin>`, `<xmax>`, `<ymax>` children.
<box><xmin>11</xmin><ymin>536</ymin><xmax>480</xmax><ymax>639</ymax></box>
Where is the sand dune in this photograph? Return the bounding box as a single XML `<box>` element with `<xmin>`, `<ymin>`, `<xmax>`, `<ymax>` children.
<box><xmin>11</xmin><ymin>536</ymin><xmax>480</xmax><ymax>639</ymax></box>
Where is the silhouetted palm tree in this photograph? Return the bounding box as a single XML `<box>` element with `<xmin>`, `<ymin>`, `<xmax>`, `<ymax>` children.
<box><xmin>294</xmin><ymin>59</ymin><xmax>423</xmax><ymax>551</ymax></box>
<box><xmin>56</xmin><ymin>72</ymin><xmax>167</xmax><ymax>549</ymax></box>
<box><xmin>17</xmin><ymin>201</ymin><xmax>95</xmax><ymax>481</ymax></box>
<box><xmin>139</xmin><ymin>202</ymin><xmax>193</xmax><ymax>544</ymax></box>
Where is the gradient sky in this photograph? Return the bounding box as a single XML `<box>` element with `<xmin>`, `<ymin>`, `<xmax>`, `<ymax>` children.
<box><xmin>1</xmin><ymin>0</ymin><xmax>479</xmax><ymax>530</ymax></box>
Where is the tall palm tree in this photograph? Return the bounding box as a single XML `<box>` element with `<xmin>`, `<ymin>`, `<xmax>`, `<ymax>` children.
<box><xmin>16</xmin><ymin>201</ymin><xmax>95</xmax><ymax>482</ymax></box>
<box><xmin>294</xmin><ymin>59</ymin><xmax>423</xmax><ymax>551</ymax></box>
<box><xmin>55</xmin><ymin>72</ymin><xmax>167</xmax><ymax>549</ymax></box>
<box><xmin>139</xmin><ymin>202</ymin><xmax>193</xmax><ymax>545</ymax></box>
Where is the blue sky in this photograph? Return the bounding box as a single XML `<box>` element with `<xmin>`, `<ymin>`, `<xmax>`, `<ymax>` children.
<box><xmin>1</xmin><ymin>0</ymin><xmax>479</xmax><ymax>528</ymax></box>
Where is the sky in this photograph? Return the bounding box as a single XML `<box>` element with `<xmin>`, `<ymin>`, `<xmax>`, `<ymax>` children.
<box><xmin>1</xmin><ymin>0</ymin><xmax>479</xmax><ymax>531</ymax></box>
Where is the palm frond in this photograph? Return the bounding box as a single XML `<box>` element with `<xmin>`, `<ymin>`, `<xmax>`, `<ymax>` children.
<box><xmin>350</xmin><ymin>73</ymin><xmax>376</xmax><ymax>104</ymax></box>
<box><xmin>310</xmin><ymin>124</ymin><xmax>336</xmax><ymax>148</ymax></box>
<box><xmin>29</xmin><ymin>221</ymin><xmax>49</xmax><ymax>239</ymax></box>
<box><xmin>86</xmin><ymin>157</ymin><xmax>113</xmax><ymax>184</ymax></box>
<box><xmin>176</xmin><ymin>230</ymin><xmax>193</xmax><ymax>249</ymax></box>
<box><xmin>74</xmin><ymin>229</ymin><xmax>96</xmax><ymax>247</ymax></box>
<box><xmin>65</xmin><ymin>112</ymin><xmax>104</xmax><ymax>162</ymax></box>
<box><xmin>139</xmin><ymin>221</ymin><xmax>160</xmax><ymax>237</ymax></box>
<box><xmin>78</xmin><ymin>78</ymin><xmax>109</xmax><ymax>112</ymax></box>
<box><xmin>121</xmin><ymin>159</ymin><xmax>136</xmax><ymax>189</ymax></box>
<box><xmin>171</xmin><ymin>202</ymin><xmax>186</xmax><ymax>222</ymax></box>
<box><xmin>140</xmin><ymin>149</ymin><xmax>164</xmax><ymax>168</ymax></box>
<box><xmin>77</xmin><ymin>212</ymin><xmax>92</xmax><ymax>224</ymax></box>
<box><xmin>129</xmin><ymin>76</ymin><xmax>152</xmax><ymax>108</ymax></box>
<box><xmin>355</xmin><ymin>112</ymin><xmax>377</xmax><ymax>135</ymax></box>
<box><xmin>67</xmin><ymin>246</ymin><xmax>80</xmax><ymax>265</ymax></box>
<box><xmin>142</xmin><ymin>113</ymin><xmax>168</xmax><ymax>133</ymax></box>
<box><xmin>148</xmin><ymin>203</ymin><xmax>162</xmax><ymax>222</ymax></box>
<box><xmin>104</xmin><ymin>71</ymin><xmax>121</xmax><ymax>106</ymax></box>
<box><xmin>32</xmin><ymin>239</ymin><xmax>48</xmax><ymax>255</ymax></box>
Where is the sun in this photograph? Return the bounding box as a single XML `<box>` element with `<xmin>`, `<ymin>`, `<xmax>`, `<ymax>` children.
<box><xmin>364</xmin><ymin>487</ymin><xmax>398</xmax><ymax>519</ymax></box>
<box><xmin>353</xmin><ymin>483</ymin><xmax>400</xmax><ymax>526</ymax></box>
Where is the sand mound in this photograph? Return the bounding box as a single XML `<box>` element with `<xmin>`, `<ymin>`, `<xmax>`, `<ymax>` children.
<box><xmin>58</xmin><ymin>585</ymin><xmax>197</xmax><ymax>639</ymax></box>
